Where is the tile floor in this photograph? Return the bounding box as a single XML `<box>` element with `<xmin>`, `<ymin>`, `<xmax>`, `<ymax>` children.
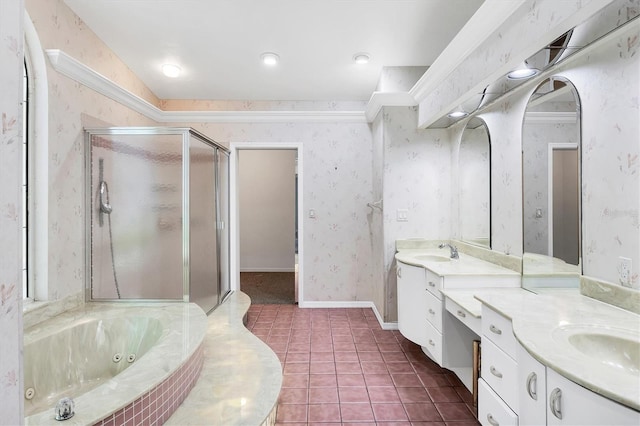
<box><xmin>246</xmin><ymin>304</ymin><xmax>480</xmax><ymax>425</ymax></box>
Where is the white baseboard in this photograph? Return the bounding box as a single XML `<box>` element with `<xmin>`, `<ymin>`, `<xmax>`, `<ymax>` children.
<box><xmin>298</xmin><ymin>300</ymin><xmax>398</xmax><ymax>330</ymax></box>
<box><xmin>240</xmin><ymin>268</ymin><xmax>296</xmax><ymax>273</ymax></box>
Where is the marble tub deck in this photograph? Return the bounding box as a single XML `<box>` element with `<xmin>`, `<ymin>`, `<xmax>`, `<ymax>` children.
<box><xmin>166</xmin><ymin>291</ymin><xmax>282</xmax><ymax>426</ymax></box>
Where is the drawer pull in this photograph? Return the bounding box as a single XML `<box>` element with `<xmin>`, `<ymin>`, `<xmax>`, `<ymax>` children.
<box><xmin>456</xmin><ymin>310</ymin><xmax>466</xmax><ymax>318</ymax></box>
<box><xmin>526</xmin><ymin>372</ymin><xmax>538</xmax><ymax>400</ymax></box>
<box><xmin>397</xmin><ymin>267</ymin><xmax>402</xmax><ymax>278</ymax></box>
<box><xmin>428</xmin><ymin>339</ymin><xmax>435</xmax><ymax>347</ymax></box>
<box><xmin>489</xmin><ymin>324</ymin><xmax>502</xmax><ymax>335</ymax></box>
<box><xmin>428</xmin><ymin>281</ymin><xmax>436</xmax><ymax>287</ymax></box>
<box><xmin>550</xmin><ymin>388</ymin><xmax>563</xmax><ymax>419</ymax></box>
<box><xmin>489</xmin><ymin>366</ymin><xmax>503</xmax><ymax>378</ymax></box>
<box><xmin>486</xmin><ymin>413</ymin><xmax>499</xmax><ymax>426</ymax></box>
<box><xmin>428</xmin><ymin>308</ymin><xmax>435</xmax><ymax>315</ymax></box>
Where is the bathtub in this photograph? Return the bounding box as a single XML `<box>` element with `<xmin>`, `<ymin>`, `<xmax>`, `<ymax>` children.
<box><xmin>24</xmin><ymin>302</ymin><xmax>207</xmax><ymax>425</ymax></box>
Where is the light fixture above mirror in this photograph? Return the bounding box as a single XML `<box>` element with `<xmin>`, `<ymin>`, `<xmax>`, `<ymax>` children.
<box><xmin>428</xmin><ymin>0</ymin><xmax>638</xmax><ymax>128</ymax></box>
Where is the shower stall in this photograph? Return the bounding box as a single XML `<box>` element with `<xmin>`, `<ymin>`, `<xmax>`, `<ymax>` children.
<box><xmin>85</xmin><ymin>127</ymin><xmax>230</xmax><ymax>314</ymax></box>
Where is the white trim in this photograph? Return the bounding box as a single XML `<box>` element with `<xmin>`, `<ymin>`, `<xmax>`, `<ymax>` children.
<box><xmin>525</xmin><ymin>111</ymin><xmax>577</xmax><ymax>124</ymax></box>
<box><xmin>44</xmin><ymin>49</ymin><xmax>366</xmax><ymax>124</ymax></box>
<box><xmin>230</xmin><ymin>142</ymin><xmax>304</xmax><ymax>305</ymax></box>
<box><xmin>547</xmin><ymin>143</ymin><xmax>579</xmax><ymax>256</ymax></box>
<box><xmin>298</xmin><ymin>300</ymin><xmax>398</xmax><ymax>330</ymax></box>
<box><xmin>239</xmin><ymin>268</ymin><xmax>296</xmax><ymax>273</ymax></box>
<box><xmin>365</xmin><ymin>92</ymin><xmax>417</xmax><ymax>122</ymax></box>
<box><xmin>25</xmin><ymin>12</ymin><xmax>49</xmax><ymax>301</ymax></box>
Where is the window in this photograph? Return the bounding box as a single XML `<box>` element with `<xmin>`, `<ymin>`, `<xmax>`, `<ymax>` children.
<box><xmin>22</xmin><ymin>59</ymin><xmax>29</xmax><ymax>299</ymax></box>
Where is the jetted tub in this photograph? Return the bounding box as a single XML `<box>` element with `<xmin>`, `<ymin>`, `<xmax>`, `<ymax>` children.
<box><xmin>24</xmin><ymin>303</ymin><xmax>207</xmax><ymax>425</ymax></box>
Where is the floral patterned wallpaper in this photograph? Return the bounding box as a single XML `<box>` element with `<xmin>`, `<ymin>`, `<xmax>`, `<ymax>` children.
<box><xmin>0</xmin><ymin>1</ymin><xmax>25</xmax><ymax>422</ymax></box>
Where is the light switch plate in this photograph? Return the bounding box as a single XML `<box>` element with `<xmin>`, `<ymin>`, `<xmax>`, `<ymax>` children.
<box><xmin>396</xmin><ymin>209</ymin><xmax>408</xmax><ymax>222</ymax></box>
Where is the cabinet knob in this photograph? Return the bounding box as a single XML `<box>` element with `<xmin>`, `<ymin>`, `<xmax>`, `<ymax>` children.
<box><xmin>489</xmin><ymin>366</ymin><xmax>503</xmax><ymax>379</ymax></box>
<box><xmin>489</xmin><ymin>324</ymin><xmax>502</xmax><ymax>335</ymax></box>
<box><xmin>428</xmin><ymin>339</ymin><xmax>435</xmax><ymax>347</ymax></box>
<box><xmin>456</xmin><ymin>310</ymin><xmax>466</xmax><ymax>318</ymax></box>
<box><xmin>428</xmin><ymin>308</ymin><xmax>435</xmax><ymax>315</ymax></box>
<box><xmin>428</xmin><ymin>281</ymin><xmax>436</xmax><ymax>287</ymax></box>
<box><xmin>549</xmin><ymin>387</ymin><xmax>563</xmax><ymax>419</ymax></box>
<box><xmin>486</xmin><ymin>413</ymin><xmax>500</xmax><ymax>426</ymax></box>
<box><xmin>526</xmin><ymin>372</ymin><xmax>538</xmax><ymax>400</ymax></box>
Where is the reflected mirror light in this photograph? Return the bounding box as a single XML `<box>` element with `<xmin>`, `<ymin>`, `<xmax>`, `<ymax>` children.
<box><xmin>522</xmin><ymin>77</ymin><xmax>581</xmax><ymax>290</ymax></box>
<box><xmin>458</xmin><ymin>117</ymin><xmax>491</xmax><ymax>249</ymax></box>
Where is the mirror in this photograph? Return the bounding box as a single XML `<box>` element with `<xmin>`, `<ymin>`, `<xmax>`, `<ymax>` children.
<box><xmin>459</xmin><ymin>117</ymin><xmax>491</xmax><ymax>248</ymax></box>
<box><xmin>522</xmin><ymin>77</ymin><xmax>581</xmax><ymax>289</ymax></box>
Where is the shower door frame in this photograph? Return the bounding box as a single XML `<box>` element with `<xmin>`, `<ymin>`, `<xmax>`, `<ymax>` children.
<box><xmin>84</xmin><ymin>127</ymin><xmax>230</xmax><ymax>305</ymax></box>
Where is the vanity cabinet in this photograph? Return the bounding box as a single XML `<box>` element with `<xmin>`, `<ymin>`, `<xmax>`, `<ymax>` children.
<box><xmin>397</xmin><ymin>262</ymin><xmax>429</xmax><ymax>347</ymax></box>
<box><xmin>518</xmin><ymin>345</ymin><xmax>640</xmax><ymax>426</ymax></box>
<box><xmin>478</xmin><ymin>305</ymin><xmax>518</xmax><ymax>426</ymax></box>
<box><xmin>397</xmin><ymin>261</ymin><xmax>478</xmax><ymax>390</ymax></box>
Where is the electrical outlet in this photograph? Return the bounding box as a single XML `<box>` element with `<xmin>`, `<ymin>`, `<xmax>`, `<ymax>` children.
<box><xmin>618</xmin><ymin>257</ymin><xmax>632</xmax><ymax>287</ymax></box>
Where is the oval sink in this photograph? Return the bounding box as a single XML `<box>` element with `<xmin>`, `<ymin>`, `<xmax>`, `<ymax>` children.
<box><xmin>568</xmin><ymin>333</ymin><xmax>639</xmax><ymax>374</ymax></box>
<box><xmin>414</xmin><ymin>254</ymin><xmax>450</xmax><ymax>263</ymax></box>
<box><xmin>553</xmin><ymin>325</ymin><xmax>640</xmax><ymax>375</ymax></box>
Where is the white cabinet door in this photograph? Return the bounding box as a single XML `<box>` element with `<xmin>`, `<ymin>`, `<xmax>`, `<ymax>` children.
<box><xmin>397</xmin><ymin>262</ymin><xmax>428</xmax><ymax>347</ymax></box>
<box><xmin>546</xmin><ymin>368</ymin><xmax>640</xmax><ymax>426</ymax></box>
<box><xmin>517</xmin><ymin>344</ymin><xmax>547</xmax><ymax>426</ymax></box>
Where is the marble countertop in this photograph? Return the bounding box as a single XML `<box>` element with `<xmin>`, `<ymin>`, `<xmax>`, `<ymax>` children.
<box><xmin>166</xmin><ymin>291</ymin><xmax>281</xmax><ymax>426</ymax></box>
<box><xmin>522</xmin><ymin>252</ymin><xmax>581</xmax><ymax>276</ymax></box>
<box><xmin>472</xmin><ymin>288</ymin><xmax>640</xmax><ymax>411</ymax></box>
<box><xmin>395</xmin><ymin>249</ymin><xmax>520</xmax><ymax>277</ymax></box>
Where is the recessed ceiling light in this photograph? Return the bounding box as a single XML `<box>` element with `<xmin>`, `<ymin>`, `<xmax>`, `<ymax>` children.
<box><xmin>261</xmin><ymin>52</ymin><xmax>280</xmax><ymax>66</ymax></box>
<box><xmin>507</xmin><ymin>67</ymin><xmax>539</xmax><ymax>80</ymax></box>
<box><xmin>353</xmin><ymin>53</ymin><xmax>370</xmax><ymax>64</ymax></box>
<box><xmin>447</xmin><ymin>111</ymin><xmax>469</xmax><ymax>118</ymax></box>
<box><xmin>162</xmin><ymin>64</ymin><xmax>181</xmax><ymax>78</ymax></box>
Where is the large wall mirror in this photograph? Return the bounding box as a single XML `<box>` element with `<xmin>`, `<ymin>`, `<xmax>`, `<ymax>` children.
<box><xmin>522</xmin><ymin>77</ymin><xmax>581</xmax><ymax>288</ymax></box>
<box><xmin>459</xmin><ymin>117</ymin><xmax>491</xmax><ymax>248</ymax></box>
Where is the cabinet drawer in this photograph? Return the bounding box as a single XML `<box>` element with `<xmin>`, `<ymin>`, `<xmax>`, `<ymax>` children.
<box><xmin>425</xmin><ymin>270</ymin><xmax>443</xmax><ymax>299</ymax></box>
<box><xmin>481</xmin><ymin>338</ymin><xmax>519</xmax><ymax>412</ymax></box>
<box><xmin>482</xmin><ymin>305</ymin><xmax>516</xmax><ymax>359</ymax></box>
<box><xmin>425</xmin><ymin>290</ymin><xmax>443</xmax><ymax>331</ymax></box>
<box><xmin>422</xmin><ymin>320</ymin><xmax>443</xmax><ymax>365</ymax></box>
<box><xmin>445</xmin><ymin>297</ymin><xmax>481</xmax><ymax>336</ymax></box>
<box><xmin>479</xmin><ymin>379</ymin><xmax>518</xmax><ymax>426</ymax></box>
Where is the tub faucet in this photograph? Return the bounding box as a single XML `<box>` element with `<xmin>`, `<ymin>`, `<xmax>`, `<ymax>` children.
<box><xmin>438</xmin><ymin>243</ymin><xmax>459</xmax><ymax>259</ymax></box>
<box><xmin>55</xmin><ymin>397</ymin><xmax>75</xmax><ymax>421</ymax></box>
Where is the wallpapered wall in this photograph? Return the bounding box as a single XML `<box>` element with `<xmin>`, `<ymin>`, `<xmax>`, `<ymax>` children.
<box><xmin>375</xmin><ymin>107</ymin><xmax>452</xmax><ymax>321</ymax></box>
<box><xmin>0</xmin><ymin>2</ymin><xmax>25</xmax><ymax>422</ymax></box>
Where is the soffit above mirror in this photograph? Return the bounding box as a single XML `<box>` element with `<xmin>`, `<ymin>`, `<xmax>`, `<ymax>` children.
<box><xmin>427</xmin><ymin>0</ymin><xmax>639</xmax><ymax>128</ymax></box>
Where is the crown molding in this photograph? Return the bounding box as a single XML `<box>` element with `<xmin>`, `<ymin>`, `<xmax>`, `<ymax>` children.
<box><xmin>45</xmin><ymin>49</ymin><xmax>366</xmax><ymax>124</ymax></box>
<box><xmin>524</xmin><ymin>111</ymin><xmax>577</xmax><ymax>123</ymax></box>
<box><xmin>364</xmin><ymin>91</ymin><xmax>417</xmax><ymax>122</ymax></box>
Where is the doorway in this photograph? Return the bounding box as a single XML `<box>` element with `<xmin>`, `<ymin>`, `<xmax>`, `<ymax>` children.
<box><xmin>230</xmin><ymin>143</ymin><xmax>303</xmax><ymax>304</ymax></box>
<box><xmin>548</xmin><ymin>144</ymin><xmax>579</xmax><ymax>264</ymax></box>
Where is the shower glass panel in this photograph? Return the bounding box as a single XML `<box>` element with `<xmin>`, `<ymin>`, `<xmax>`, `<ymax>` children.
<box><xmin>89</xmin><ymin>133</ymin><xmax>184</xmax><ymax>300</ymax></box>
<box><xmin>85</xmin><ymin>127</ymin><xmax>229</xmax><ymax>313</ymax></box>
<box><xmin>189</xmin><ymin>136</ymin><xmax>219</xmax><ymax>313</ymax></box>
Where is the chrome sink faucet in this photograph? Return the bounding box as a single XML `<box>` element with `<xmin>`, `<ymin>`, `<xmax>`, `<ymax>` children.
<box><xmin>438</xmin><ymin>243</ymin><xmax>459</xmax><ymax>259</ymax></box>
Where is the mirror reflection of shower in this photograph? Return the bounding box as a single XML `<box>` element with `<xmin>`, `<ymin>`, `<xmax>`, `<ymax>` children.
<box><xmin>98</xmin><ymin>158</ymin><xmax>120</xmax><ymax>299</ymax></box>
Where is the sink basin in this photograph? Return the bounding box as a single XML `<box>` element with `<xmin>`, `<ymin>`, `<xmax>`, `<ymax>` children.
<box><xmin>414</xmin><ymin>254</ymin><xmax>450</xmax><ymax>263</ymax></box>
<box><xmin>554</xmin><ymin>325</ymin><xmax>640</xmax><ymax>375</ymax></box>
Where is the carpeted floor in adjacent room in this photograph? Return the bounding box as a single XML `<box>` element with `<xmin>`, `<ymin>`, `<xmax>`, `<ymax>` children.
<box><xmin>241</xmin><ymin>272</ymin><xmax>296</xmax><ymax>304</ymax></box>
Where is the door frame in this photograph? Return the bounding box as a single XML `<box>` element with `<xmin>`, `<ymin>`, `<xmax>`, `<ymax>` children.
<box><xmin>547</xmin><ymin>142</ymin><xmax>579</xmax><ymax>256</ymax></box>
<box><xmin>229</xmin><ymin>142</ymin><xmax>303</xmax><ymax>304</ymax></box>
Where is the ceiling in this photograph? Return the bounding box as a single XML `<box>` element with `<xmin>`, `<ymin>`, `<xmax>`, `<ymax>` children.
<box><xmin>63</xmin><ymin>0</ymin><xmax>484</xmax><ymax>102</ymax></box>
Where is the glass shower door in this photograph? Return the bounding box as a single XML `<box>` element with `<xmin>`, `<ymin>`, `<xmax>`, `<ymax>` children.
<box><xmin>189</xmin><ymin>136</ymin><xmax>219</xmax><ymax>313</ymax></box>
<box><xmin>218</xmin><ymin>150</ymin><xmax>231</xmax><ymax>300</ymax></box>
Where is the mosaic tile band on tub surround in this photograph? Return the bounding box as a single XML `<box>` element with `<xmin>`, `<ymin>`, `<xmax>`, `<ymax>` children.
<box><xmin>95</xmin><ymin>344</ymin><xmax>204</xmax><ymax>426</ymax></box>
